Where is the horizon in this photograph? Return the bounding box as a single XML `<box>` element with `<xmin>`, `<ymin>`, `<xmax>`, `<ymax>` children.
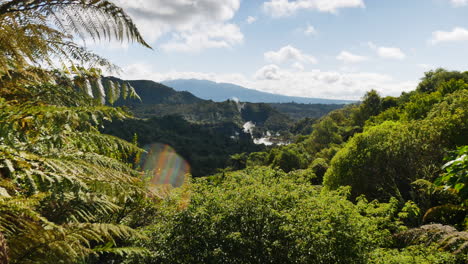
<box><xmin>111</xmin><ymin>76</ymin><xmax>357</xmax><ymax>102</ymax></box>
<box><xmin>90</xmin><ymin>0</ymin><xmax>468</xmax><ymax>100</ymax></box>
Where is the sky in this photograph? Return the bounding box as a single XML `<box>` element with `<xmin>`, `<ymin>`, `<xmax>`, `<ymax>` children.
<box><xmin>89</xmin><ymin>0</ymin><xmax>468</xmax><ymax>100</ymax></box>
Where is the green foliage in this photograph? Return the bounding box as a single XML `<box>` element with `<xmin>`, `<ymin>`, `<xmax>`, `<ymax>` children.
<box><xmin>309</xmin><ymin>116</ymin><xmax>343</xmax><ymax>150</ymax></box>
<box><xmin>353</xmin><ymin>90</ymin><xmax>383</xmax><ymax>126</ymax></box>
<box><xmin>271</xmin><ymin>145</ymin><xmax>308</xmax><ymax>172</ymax></box>
<box><xmin>397</xmin><ymin>201</ymin><xmax>422</xmax><ymax>227</ymax></box>
<box><xmin>289</xmin><ymin>117</ymin><xmax>317</xmax><ymax>135</ymax></box>
<box><xmin>0</xmin><ymin>91</ymin><xmax>150</xmax><ymax>263</ymax></box>
<box><xmin>368</xmin><ymin>245</ymin><xmax>458</xmax><ymax>264</ymax></box>
<box><xmin>102</xmin><ymin>115</ymin><xmax>263</xmax><ymax>177</ymax></box>
<box><xmin>246</xmin><ymin>151</ymin><xmax>269</xmax><ymax>167</ymax></box>
<box><xmin>309</xmin><ymin>158</ymin><xmax>329</xmax><ymax>184</ymax></box>
<box><xmin>0</xmin><ymin>1</ymin><xmax>157</xmax><ymax>262</ymax></box>
<box><xmin>436</xmin><ymin>146</ymin><xmax>468</xmax><ymax>204</ymax></box>
<box><xmin>324</xmin><ymin>89</ymin><xmax>468</xmax><ymax>201</ymax></box>
<box><xmin>269</xmin><ymin>103</ymin><xmax>343</xmax><ymax>121</ymax></box>
<box><xmin>130</xmin><ymin>167</ymin><xmax>392</xmax><ymax>264</ymax></box>
<box><xmin>417</xmin><ymin>68</ymin><xmax>468</xmax><ymax>93</ymax></box>
<box><xmin>402</xmin><ymin>91</ymin><xmax>441</xmax><ymax>120</ymax></box>
<box><xmin>324</xmin><ymin>121</ymin><xmax>431</xmax><ymax>200</ymax></box>
<box><xmin>0</xmin><ymin>0</ymin><xmax>150</xmax><ymax>77</ymax></box>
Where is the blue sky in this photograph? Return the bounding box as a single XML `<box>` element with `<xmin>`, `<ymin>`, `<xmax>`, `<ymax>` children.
<box><xmin>91</xmin><ymin>0</ymin><xmax>468</xmax><ymax>100</ymax></box>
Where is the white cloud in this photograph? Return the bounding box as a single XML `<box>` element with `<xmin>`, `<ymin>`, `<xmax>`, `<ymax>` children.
<box><xmin>111</xmin><ymin>0</ymin><xmax>243</xmax><ymax>52</ymax></box>
<box><xmin>246</xmin><ymin>16</ymin><xmax>257</xmax><ymax>24</ymax></box>
<box><xmin>263</xmin><ymin>0</ymin><xmax>365</xmax><ymax>17</ymax></box>
<box><xmin>292</xmin><ymin>62</ymin><xmax>305</xmax><ymax>71</ymax></box>
<box><xmin>304</xmin><ymin>25</ymin><xmax>317</xmax><ymax>36</ymax></box>
<box><xmin>368</xmin><ymin>42</ymin><xmax>406</xmax><ymax>60</ymax></box>
<box><xmin>249</xmin><ymin>66</ymin><xmax>416</xmax><ymax>99</ymax></box>
<box><xmin>161</xmin><ymin>23</ymin><xmax>243</xmax><ymax>52</ymax></box>
<box><xmin>122</xmin><ymin>63</ymin><xmax>416</xmax><ymax>100</ymax></box>
<box><xmin>447</xmin><ymin>0</ymin><xmax>468</xmax><ymax>6</ymax></box>
<box><xmin>336</xmin><ymin>51</ymin><xmax>368</xmax><ymax>63</ymax></box>
<box><xmin>122</xmin><ymin>63</ymin><xmax>249</xmax><ymax>85</ymax></box>
<box><xmin>264</xmin><ymin>45</ymin><xmax>318</xmax><ymax>64</ymax></box>
<box><xmin>255</xmin><ymin>64</ymin><xmax>282</xmax><ymax>80</ymax></box>
<box><xmin>430</xmin><ymin>27</ymin><xmax>468</xmax><ymax>44</ymax></box>
<box><xmin>377</xmin><ymin>47</ymin><xmax>406</xmax><ymax>60</ymax></box>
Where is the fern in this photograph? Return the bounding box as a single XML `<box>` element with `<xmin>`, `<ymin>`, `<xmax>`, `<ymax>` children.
<box><xmin>0</xmin><ymin>1</ymin><xmax>154</xmax><ymax>262</ymax></box>
<box><xmin>0</xmin><ymin>86</ymin><xmax>152</xmax><ymax>262</ymax></box>
<box><xmin>0</xmin><ymin>0</ymin><xmax>151</xmax><ymax>76</ymax></box>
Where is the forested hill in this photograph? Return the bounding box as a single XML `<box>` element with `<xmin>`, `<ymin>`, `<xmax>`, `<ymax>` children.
<box><xmin>163</xmin><ymin>78</ymin><xmax>355</xmax><ymax>104</ymax></box>
<box><xmin>106</xmin><ymin>76</ymin><xmax>344</xmax><ymax>137</ymax></box>
<box><xmin>108</xmin><ymin>77</ymin><xmax>203</xmax><ymax>105</ymax></box>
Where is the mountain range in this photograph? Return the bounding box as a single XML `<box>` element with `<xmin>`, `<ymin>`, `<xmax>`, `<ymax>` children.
<box><xmin>162</xmin><ymin>79</ymin><xmax>355</xmax><ymax>104</ymax></box>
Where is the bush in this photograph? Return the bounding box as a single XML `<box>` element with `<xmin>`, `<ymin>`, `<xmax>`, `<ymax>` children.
<box><xmin>131</xmin><ymin>167</ymin><xmax>390</xmax><ymax>264</ymax></box>
<box><xmin>324</xmin><ymin>90</ymin><xmax>468</xmax><ymax>201</ymax></box>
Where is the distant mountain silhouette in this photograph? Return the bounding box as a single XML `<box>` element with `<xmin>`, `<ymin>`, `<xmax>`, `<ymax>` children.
<box><xmin>162</xmin><ymin>79</ymin><xmax>355</xmax><ymax>104</ymax></box>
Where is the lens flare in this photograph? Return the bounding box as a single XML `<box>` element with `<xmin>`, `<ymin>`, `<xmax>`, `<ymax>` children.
<box><xmin>140</xmin><ymin>143</ymin><xmax>190</xmax><ymax>188</ymax></box>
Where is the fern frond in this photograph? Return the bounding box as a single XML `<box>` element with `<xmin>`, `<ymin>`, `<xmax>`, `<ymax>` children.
<box><xmin>0</xmin><ymin>0</ymin><xmax>151</xmax><ymax>77</ymax></box>
<box><xmin>0</xmin><ymin>0</ymin><xmax>151</xmax><ymax>48</ymax></box>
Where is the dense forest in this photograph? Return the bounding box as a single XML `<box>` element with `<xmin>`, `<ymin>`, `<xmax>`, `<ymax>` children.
<box><xmin>102</xmin><ymin>116</ymin><xmax>264</xmax><ymax>177</ymax></box>
<box><xmin>0</xmin><ymin>1</ymin><xmax>467</xmax><ymax>264</ymax></box>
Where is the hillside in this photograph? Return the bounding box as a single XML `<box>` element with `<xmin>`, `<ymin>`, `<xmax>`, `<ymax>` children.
<box><xmin>269</xmin><ymin>103</ymin><xmax>345</xmax><ymax>120</ymax></box>
<box><xmin>107</xmin><ymin>77</ymin><xmax>344</xmax><ymax>139</ymax></box>
<box><xmin>108</xmin><ymin>77</ymin><xmax>204</xmax><ymax>106</ymax></box>
<box><xmin>162</xmin><ymin>79</ymin><xmax>355</xmax><ymax>104</ymax></box>
<box><xmin>102</xmin><ymin>115</ymin><xmax>264</xmax><ymax>177</ymax></box>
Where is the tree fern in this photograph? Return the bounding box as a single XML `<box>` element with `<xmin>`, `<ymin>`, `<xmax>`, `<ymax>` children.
<box><xmin>0</xmin><ymin>87</ymin><xmax>154</xmax><ymax>262</ymax></box>
<box><xmin>0</xmin><ymin>1</ymin><xmax>156</xmax><ymax>262</ymax></box>
<box><xmin>0</xmin><ymin>0</ymin><xmax>151</xmax><ymax>79</ymax></box>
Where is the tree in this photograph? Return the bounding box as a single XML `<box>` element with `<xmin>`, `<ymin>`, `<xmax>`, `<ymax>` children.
<box><xmin>416</xmin><ymin>68</ymin><xmax>468</xmax><ymax>94</ymax></box>
<box><xmin>353</xmin><ymin>90</ymin><xmax>382</xmax><ymax>126</ymax></box>
<box><xmin>0</xmin><ymin>1</ymin><xmax>153</xmax><ymax>263</ymax></box>
<box><xmin>0</xmin><ymin>0</ymin><xmax>150</xmax><ymax>77</ymax></box>
<box><xmin>324</xmin><ymin>89</ymin><xmax>468</xmax><ymax>201</ymax></box>
<box><xmin>131</xmin><ymin>167</ymin><xmax>391</xmax><ymax>264</ymax></box>
<box><xmin>435</xmin><ymin>146</ymin><xmax>468</xmax><ymax>205</ymax></box>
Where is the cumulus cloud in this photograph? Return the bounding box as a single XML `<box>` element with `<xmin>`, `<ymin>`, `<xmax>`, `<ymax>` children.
<box><xmin>122</xmin><ymin>63</ymin><xmax>250</xmax><ymax>85</ymax></box>
<box><xmin>447</xmin><ymin>0</ymin><xmax>468</xmax><ymax>6</ymax></box>
<box><xmin>264</xmin><ymin>45</ymin><xmax>318</xmax><ymax>65</ymax></box>
<box><xmin>111</xmin><ymin>0</ymin><xmax>242</xmax><ymax>52</ymax></box>
<box><xmin>263</xmin><ymin>0</ymin><xmax>365</xmax><ymax>17</ymax></box>
<box><xmin>254</xmin><ymin>64</ymin><xmax>282</xmax><ymax>80</ymax></box>
<box><xmin>122</xmin><ymin>63</ymin><xmax>416</xmax><ymax>100</ymax></box>
<box><xmin>250</xmin><ymin>66</ymin><xmax>416</xmax><ymax>99</ymax></box>
<box><xmin>430</xmin><ymin>27</ymin><xmax>468</xmax><ymax>44</ymax></box>
<box><xmin>368</xmin><ymin>42</ymin><xmax>406</xmax><ymax>60</ymax></box>
<box><xmin>161</xmin><ymin>23</ymin><xmax>243</xmax><ymax>52</ymax></box>
<box><xmin>292</xmin><ymin>62</ymin><xmax>305</xmax><ymax>71</ymax></box>
<box><xmin>336</xmin><ymin>51</ymin><xmax>368</xmax><ymax>63</ymax></box>
<box><xmin>246</xmin><ymin>16</ymin><xmax>257</xmax><ymax>24</ymax></box>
